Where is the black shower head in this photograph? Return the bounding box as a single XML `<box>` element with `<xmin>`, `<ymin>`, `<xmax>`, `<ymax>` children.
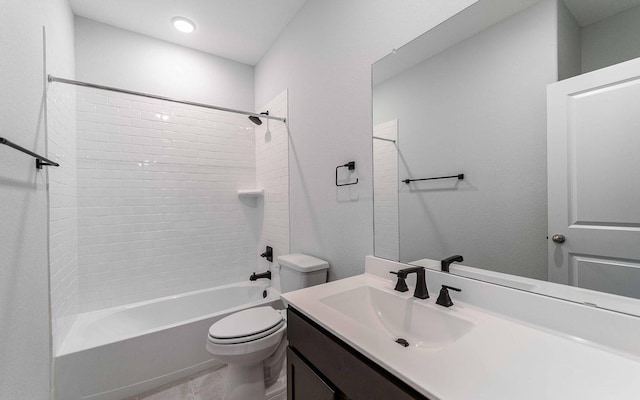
<box><xmin>248</xmin><ymin>111</ymin><xmax>269</xmax><ymax>126</ymax></box>
<box><xmin>248</xmin><ymin>116</ymin><xmax>262</xmax><ymax>125</ymax></box>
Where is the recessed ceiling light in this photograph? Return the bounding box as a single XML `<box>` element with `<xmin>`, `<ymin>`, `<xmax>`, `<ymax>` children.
<box><xmin>172</xmin><ymin>17</ymin><xmax>196</xmax><ymax>33</ymax></box>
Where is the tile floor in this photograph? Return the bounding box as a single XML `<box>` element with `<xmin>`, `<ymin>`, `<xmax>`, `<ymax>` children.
<box><xmin>125</xmin><ymin>366</ymin><xmax>287</xmax><ymax>400</ymax></box>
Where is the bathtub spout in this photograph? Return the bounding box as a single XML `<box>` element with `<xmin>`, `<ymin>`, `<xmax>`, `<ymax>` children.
<box><xmin>250</xmin><ymin>271</ymin><xmax>272</xmax><ymax>281</ymax></box>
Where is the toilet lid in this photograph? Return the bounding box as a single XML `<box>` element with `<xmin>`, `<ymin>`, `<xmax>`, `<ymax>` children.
<box><xmin>208</xmin><ymin>321</ymin><xmax>284</xmax><ymax>344</ymax></box>
<box><xmin>208</xmin><ymin>307</ymin><xmax>284</xmax><ymax>340</ymax></box>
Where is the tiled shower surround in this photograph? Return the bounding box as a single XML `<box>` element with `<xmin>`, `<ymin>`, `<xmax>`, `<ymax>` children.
<box><xmin>255</xmin><ymin>91</ymin><xmax>290</xmax><ymax>271</ymax></box>
<box><xmin>47</xmin><ymin>75</ymin><xmax>79</xmax><ymax>351</ymax></box>
<box><xmin>69</xmin><ymin>87</ymin><xmax>288</xmax><ymax>312</ymax></box>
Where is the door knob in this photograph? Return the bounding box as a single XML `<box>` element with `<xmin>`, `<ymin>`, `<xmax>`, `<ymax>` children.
<box><xmin>552</xmin><ymin>234</ymin><xmax>566</xmax><ymax>244</ymax></box>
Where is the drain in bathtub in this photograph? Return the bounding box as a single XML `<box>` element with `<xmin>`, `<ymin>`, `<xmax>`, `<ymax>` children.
<box><xmin>263</xmin><ymin>290</ymin><xmax>267</xmax><ymax>298</ymax></box>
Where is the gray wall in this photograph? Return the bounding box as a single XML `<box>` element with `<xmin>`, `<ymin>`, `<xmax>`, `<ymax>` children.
<box><xmin>75</xmin><ymin>17</ymin><xmax>255</xmax><ymax>111</ymax></box>
<box><xmin>582</xmin><ymin>5</ymin><xmax>640</xmax><ymax>74</ymax></box>
<box><xmin>373</xmin><ymin>1</ymin><xmax>557</xmax><ymax>279</ymax></box>
<box><xmin>0</xmin><ymin>0</ymin><xmax>75</xmax><ymax>398</ymax></box>
<box><xmin>255</xmin><ymin>0</ymin><xmax>477</xmax><ymax>280</ymax></box>
<box><xmin>557</xmin><ymin>0</ymin><xmax>582</xmax><ymax>80</ymax></box>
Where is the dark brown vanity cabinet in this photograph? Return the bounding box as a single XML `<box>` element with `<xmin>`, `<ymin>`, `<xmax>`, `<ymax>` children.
<box><xmin>286</xmin><ymin>307</ymin><xmax>430</xmax><ymax>400</ymax></box>
<box><xmin>287</xmin><ymin>348</ymin><xmax>338</xmax><ymax>400</ymax></box>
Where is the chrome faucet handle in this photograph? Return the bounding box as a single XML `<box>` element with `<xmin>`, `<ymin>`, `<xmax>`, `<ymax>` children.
<box><xmin>389</xmin><ymin>271</ymin><xmax>409</xmax><ymax>292</ymax></box>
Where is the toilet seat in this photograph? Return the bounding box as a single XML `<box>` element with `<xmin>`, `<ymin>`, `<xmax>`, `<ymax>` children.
<box><xmin>208</xmin><ymin>320</ymin><xmax>285</xmax><ymax>344</ymax></box>
<box><xmin>208</xmin><ymin>306</ymin><xmax>284</xmax><ymax>344</ymax></box>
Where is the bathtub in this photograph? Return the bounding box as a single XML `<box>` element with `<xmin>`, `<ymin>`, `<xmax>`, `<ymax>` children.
<box><xmin>54</xmin><ymin>281</ymin><xmax>282</xmax><ymax>400</ymax></box>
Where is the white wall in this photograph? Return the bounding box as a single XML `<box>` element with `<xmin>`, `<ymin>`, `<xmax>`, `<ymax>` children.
<box><xmin>0</xmin><ymin>0</ymin><xmax>75</xmax><ymax>398</ymax></box>
<box><xmin>255</xmin><ymin>0</ymin><xmax>477</xmax><ymax>280</ymax></box>
<box><xmin>75</xmin><ymin>17</ymin><xmax>255</xmax><ymax>111</ymax></box>
<box><xmin>372</xmin><ymin>1</ymin><xmax>557</xmax><ymax>280</ymax></box>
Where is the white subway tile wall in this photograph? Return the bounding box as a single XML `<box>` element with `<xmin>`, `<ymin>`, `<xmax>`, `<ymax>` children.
<box><xmin>75</xmin><ymin>87</ymin><xmax>267</xmax><ymax>312</ymax></box>
<box><xmin>373</xmin><ymin>120</ymin><xmax>399</xmax><ymax>261</ymax></box>
<box><xmin>48</xmin><ymin>76</ymin><xmax>80</xmax><ymax>352</ymax></box>
<box><xmin>255</xmin><ymin>90</ymin><xmax>290</xmax><ymax>272</ymax></box>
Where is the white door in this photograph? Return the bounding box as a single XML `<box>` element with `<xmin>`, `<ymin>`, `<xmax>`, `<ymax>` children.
<box><xmin>547</xmin><ymin>57</ymin><xmax>640</xmax><ymax>299</ymax></box>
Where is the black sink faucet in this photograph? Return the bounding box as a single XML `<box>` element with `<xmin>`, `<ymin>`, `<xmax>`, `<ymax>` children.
<box><xmin>436</xmin><ymin>285</ymin><xmax>462</xmax><ymax>307</ymax></box>
<box><xmin>390</xmin><ymin>266</ymin><xmax>429</xmax><ymax>299</ymax></box>
<box><xmin>441</xmin><ymin>255</ymin><xmax>463</xmax><ymax>273</ymax></box>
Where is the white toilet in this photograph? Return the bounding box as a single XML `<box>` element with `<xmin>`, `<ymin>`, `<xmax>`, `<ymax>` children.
<box><xmin>206</xmin><ymin>254</ymin><xmax>329</xmax><ymax>400</ymax></box>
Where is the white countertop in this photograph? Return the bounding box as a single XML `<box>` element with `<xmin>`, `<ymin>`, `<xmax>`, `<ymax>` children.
<box><xmin>282</xmin><ymin>270</ymin><xmax>640</xmax><ymax>399</ymax></box>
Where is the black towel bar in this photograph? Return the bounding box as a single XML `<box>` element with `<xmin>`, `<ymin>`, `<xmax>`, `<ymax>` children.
<box><xmin>0</xmin><ymin>137</ymin><xmax>60</xmax><ymax>169</ymax></box>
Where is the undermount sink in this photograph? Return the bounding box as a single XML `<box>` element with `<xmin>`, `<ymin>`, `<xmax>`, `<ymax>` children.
<box><xmin>319</xmin><ymin>286</ymin><xmax>474</xmax><ymax>349</ymax></box>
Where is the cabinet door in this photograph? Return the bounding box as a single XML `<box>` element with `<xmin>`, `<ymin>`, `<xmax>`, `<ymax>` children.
<box><xmin>288</xmin><ymin>308</ymin><xmax>428</xmax><ymax>400</ymax></box>
<box><xmin>287</xmin><ymin>348</ymin><xmax>336</xmax><ymax>400</ymax></box>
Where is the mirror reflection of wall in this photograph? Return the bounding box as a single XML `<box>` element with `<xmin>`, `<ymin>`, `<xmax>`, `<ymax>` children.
<box><xmin>372</xmin><ymin>0</ymin><xmax>640</xmax><ymax>292</ymax></box>
<box><xmin>572</xmin><ymin>1</ymin><xmax>640</xmax><ymax>75</ymax></box>
<box><xmin>373</xmin><ymin>120</ymin><xmax>399</xmax><ymax>261</ymax></box>
<box><xmin>373</xmin><ymin>0</ymin><xmax>557</xmax><ymax>278</ymax></box>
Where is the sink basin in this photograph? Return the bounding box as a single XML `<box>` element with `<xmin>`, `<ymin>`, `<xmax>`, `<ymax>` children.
<box><xmin>319</xmin><ymin>286</ymin><xmax>474</xmax><ymax>349</ymax></box>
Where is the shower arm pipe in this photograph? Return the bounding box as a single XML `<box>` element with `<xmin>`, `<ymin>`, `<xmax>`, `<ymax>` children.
<box><xmin>47</xmin><ymin>75</ymin><xmax>286</xmax><ymax>123</ymax></box>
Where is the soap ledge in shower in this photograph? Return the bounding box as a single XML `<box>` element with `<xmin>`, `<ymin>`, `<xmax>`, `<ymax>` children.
<box><xmin>237</xmin><ymin>189</ymin><xmax>264</xmax><ymax>197</ymax></box>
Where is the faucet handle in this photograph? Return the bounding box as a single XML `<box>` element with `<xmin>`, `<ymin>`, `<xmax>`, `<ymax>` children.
<box><xmin>436</xmin><ymin>285</ymin><xmax>462</xmax><ymax>307</ymax></box>
<box><xmin>389</xmin><ymin>271</ymin><xmax>409</xmax><ymax>292</ymax></box>
<box><xmin>260</xmin><ymin>246</ymin><xmax>273</xmax><ymax>262</ymax></box>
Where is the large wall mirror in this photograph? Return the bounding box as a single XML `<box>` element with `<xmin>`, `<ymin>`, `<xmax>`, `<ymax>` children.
<box><xmin>372</xmin><ymin>0</ymin><xmax>640</xmax><ymax>316</ymax></box>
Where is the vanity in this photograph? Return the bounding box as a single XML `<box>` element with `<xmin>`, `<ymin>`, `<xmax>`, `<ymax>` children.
<box><xmin>287</xmin><ymin>307</ymin><xmax>424</xmax><ymax>400</ymax></box>
<box><xmin>282</xmin><ymin>256</ymin><xmax>640</xmax><ymax>400</ymax></box>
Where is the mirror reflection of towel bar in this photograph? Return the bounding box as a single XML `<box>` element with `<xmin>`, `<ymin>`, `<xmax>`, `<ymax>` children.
<box><xmin>403</xmin><ymin>174</ymin><xmax>464</xmax><ymax>184</ymax></box>
<box><xmin>373</xmin><ymin>136</ymin><xmax>396</xmax><ymax>143</ymax></box>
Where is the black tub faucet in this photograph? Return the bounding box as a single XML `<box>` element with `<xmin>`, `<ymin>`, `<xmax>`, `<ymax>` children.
<box><xmin>441</xmin><ymin>255</ymin><xmax>463</xmax><ymax>273</ymax></box>
<box><xmin>390</xmin><ymin>266</ymin><xmax>429</xmax><ymax>299</ymax></box>
<box><xmin>260</xmin><ymin>246</ymin><xmax>273</xmax><ymax>262</ymax></box>
<box><xmin>250</xmin><ymin>271</ymin><xmax>271</xmax><ymax>281</ymax></box>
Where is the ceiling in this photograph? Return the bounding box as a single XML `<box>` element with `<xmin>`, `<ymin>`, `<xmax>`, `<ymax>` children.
<box><xmin>68</xmin><ymin>0</ymin><xmax>640</xmax><ymax>66</ymax></box>
<box><xmin>68</xmin><ymin>0</ymin><xmax>308</xmax><ymax>66</ymax></box>
<box><xmin>563</xmin><ymin>0</ymin><xmax>640</xmax><ymax>26</ymax></box>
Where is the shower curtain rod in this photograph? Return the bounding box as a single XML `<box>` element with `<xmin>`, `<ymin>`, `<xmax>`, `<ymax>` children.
<box><xmin>47</xmin><ymin>75</ymin><xmax>286</xmax><ymax>123</ymax></box>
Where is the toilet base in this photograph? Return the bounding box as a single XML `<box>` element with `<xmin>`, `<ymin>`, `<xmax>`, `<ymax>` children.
<box><xmin>265</xmin><ymin>365</ymin><xmax>287</xmax><ymax>399</ymax></box>
<box><xmin>222</xmin><ymin>361</ymin><xmax>286</xmax><ymax>400</ymax></box>
<box><xmin>224</xmin><ymin>363</ymin><xmax>265</xmax><ymax>400</ymax></box>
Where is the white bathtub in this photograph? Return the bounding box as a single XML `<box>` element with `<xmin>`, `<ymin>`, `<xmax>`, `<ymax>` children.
<box><xmin>54</xmin><ymin>281</ymin><xmax>282</xmax><ymax>400</ymax></box>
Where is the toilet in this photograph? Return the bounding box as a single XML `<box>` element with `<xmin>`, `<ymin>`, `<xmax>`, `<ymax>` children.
<box><xmin>206</xmin><ymin>254</ymin><xmax>329</xmax><ymax>400</ymax></box>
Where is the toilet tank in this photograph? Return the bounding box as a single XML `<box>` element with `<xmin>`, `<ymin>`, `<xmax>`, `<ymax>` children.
<box><xmin>278</xmin><ymin>254</ymin><xmax>329</xmax><ymax>293</ymax></box>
